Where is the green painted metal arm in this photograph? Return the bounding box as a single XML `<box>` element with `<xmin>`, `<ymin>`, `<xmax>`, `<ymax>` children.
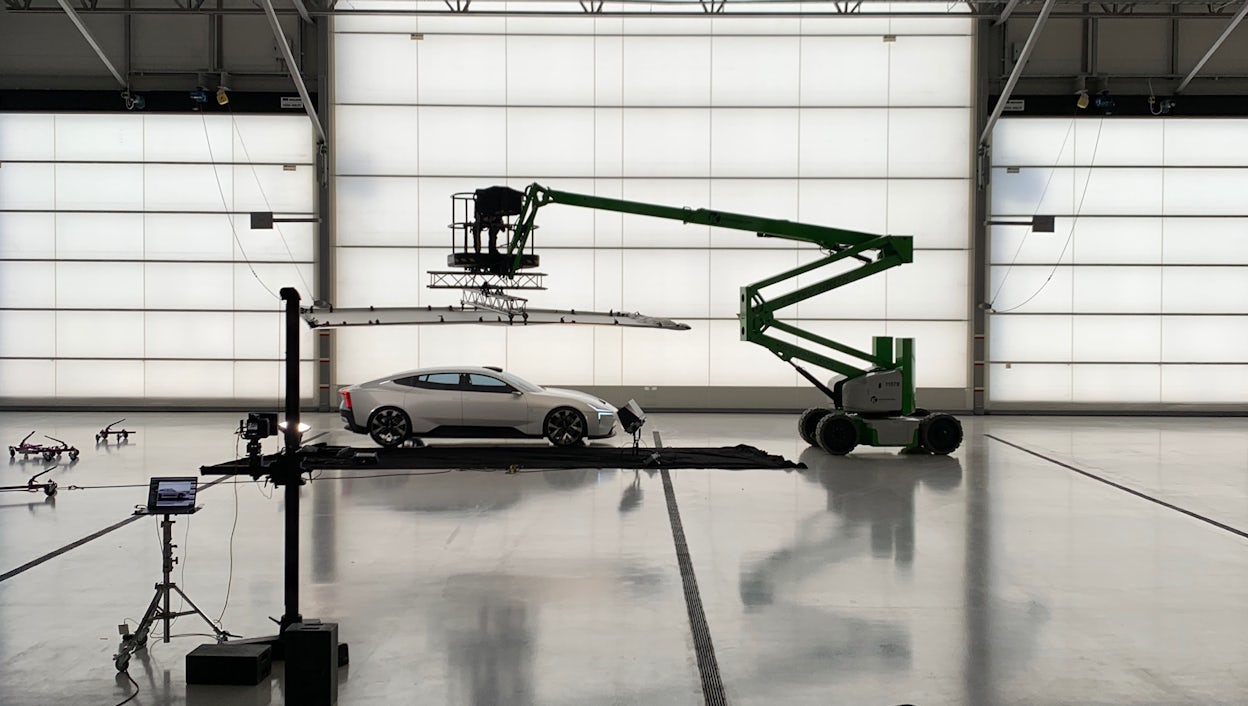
<box><xmin>504</xmin><ymin>182</ymin><xmax>916</xmax><ymax>402</ymax></box>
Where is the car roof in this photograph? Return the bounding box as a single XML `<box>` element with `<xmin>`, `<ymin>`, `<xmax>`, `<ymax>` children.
<box><xmin>377</xmin><ymin>366</ymin><xmax>507</xmax><ymax>380</ymax></box>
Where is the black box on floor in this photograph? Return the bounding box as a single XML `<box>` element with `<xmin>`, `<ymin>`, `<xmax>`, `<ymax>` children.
<box><xmin>286</xmin><ymin>621</ymin><xmax>339</xmax><ymax>705</ymax></box>
<box><xmin>186</xmin><ymin>642</ymin><xmax>272</xmax><ymax>686</ymax></box>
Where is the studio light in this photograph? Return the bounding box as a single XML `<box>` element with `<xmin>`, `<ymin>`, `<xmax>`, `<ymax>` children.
<box><xmin>216</xmin><ymin>72</ymin><xmax>231</xmax><ymax>105</ymax></box>
<box><xmin>121</xmin><ymin>90</ymin><xmax>145</xmax><ymax>111</ymax></box>
<box><xmin>1076</xmin><ymin>89</ymin><xmax>1089</xmax><ymax>110</ymax></box>
<box><xmin>1093</xmin><ymin>90</ymin><xmax>1115</xmax><ymax>113</ymax></box>
<box><xmin>277</xmin><ymin>420</ymin><xmax>311</xmax><ymax>435</ymax></box>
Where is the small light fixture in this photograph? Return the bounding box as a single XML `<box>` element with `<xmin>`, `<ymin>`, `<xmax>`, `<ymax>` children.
<box><xmin>122</xmin><ymin>90</ymin><xmax>145</xmax><ymax>111</ymax></box>
<box><xmin>1074</xmin><ymin>75</ymin><xmax>1089</xmax><ymax>110</ymax></box>
<box><xmin>216</xmin><ymin>71</ymin><xmax>230</xmax><ymax>106</ymax></box>
<box><xmin>277</xmin><ymin>420</ymin><xmax>311</xmax><ymax>435</ymax></box>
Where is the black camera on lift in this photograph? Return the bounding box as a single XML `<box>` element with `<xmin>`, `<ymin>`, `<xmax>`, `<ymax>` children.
<box><xmin>238</xmin><ymin>412</ymin><xmax>279</xmax><ymax>460</ymax></box>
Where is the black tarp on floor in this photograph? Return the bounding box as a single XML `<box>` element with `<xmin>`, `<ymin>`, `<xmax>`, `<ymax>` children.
<box><xmin>203</xmin><ymin>443</ymin><xmax>802</xmax><ymax>473</ymax></box>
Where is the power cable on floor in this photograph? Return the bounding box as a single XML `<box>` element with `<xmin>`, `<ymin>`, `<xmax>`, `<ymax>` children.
<box><xmin>113</xmin><ymin>670</ymin><xmax>140</xmax><ymax>706</ymax></box>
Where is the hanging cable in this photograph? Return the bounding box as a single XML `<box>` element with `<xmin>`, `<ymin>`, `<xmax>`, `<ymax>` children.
<box><xmin>216</xmin><ymin>470</ymin><xmax>241</xmax><ymax>626</ymax></box>
<box><xmin>992</xmin><ymin>117</ymin><xmax>1106</xmax><ymax>314</ymax></box>
<box><xmin>198</xmin><ymin>113</ymin><xmax>281</xmax><ymax>301</ymax></box>
<box><xmin>227</xmin><ymin>104</ymin><xmax>314</xmax><ymax>297</ymax></box>
<box><xmin>988</xmin><ymin>117</ymin><xmax>1076</xmax><ymax>308</ymax></box>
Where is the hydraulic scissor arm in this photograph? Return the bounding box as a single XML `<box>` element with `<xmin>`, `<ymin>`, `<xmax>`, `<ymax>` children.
<box><xmin>498</xmin><ymin>182</ymin><xmax>917</xmax><ymax>410</ymax></box>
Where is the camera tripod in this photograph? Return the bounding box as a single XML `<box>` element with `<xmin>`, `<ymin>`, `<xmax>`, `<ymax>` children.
<box><xmin>113</xmin><ymin>511</ymin><xmax>233</xmax><ymax>672</ymax></box>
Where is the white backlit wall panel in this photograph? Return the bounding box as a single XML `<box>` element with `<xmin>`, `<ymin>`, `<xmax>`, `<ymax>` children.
<box><xmin>0</xmin><ymin>113</ymin><xmax>315</xmax><ymax>404</ymax></box>
<box><xmin>989</xmin><ymin>117</ymin><xmax>1248</xmax><ymax>406</ymax></box>
<box><xmin>333</xmin><ymin>10</ymin><xmax>973</xmax><ymax>395</ymax></box>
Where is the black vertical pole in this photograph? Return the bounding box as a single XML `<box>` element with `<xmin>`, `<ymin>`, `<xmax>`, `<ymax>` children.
<box><xmin>280</xmin><ymin>287</ymin><xmax>303</xmax><ymax>632</ymax></box>
<box><xmin>162</xmin><ymin>515</ymin><xmax>173</xmax><ymax>643</ymax></box>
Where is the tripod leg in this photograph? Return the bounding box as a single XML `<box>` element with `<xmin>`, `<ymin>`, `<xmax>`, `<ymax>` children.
<box><xmin>115</xmin><ymin>588</ymin><xmax>163</xmax><ymax>672</ymax></box>
<box><xmin>170</xmin><ymin>585</ymin><xmax>229</xmax><ymax>640</ymax></box>
<box><xmin>132</xmin><ymin>588</ymin><xmax>165</xmax><ymax>647</ymax></box>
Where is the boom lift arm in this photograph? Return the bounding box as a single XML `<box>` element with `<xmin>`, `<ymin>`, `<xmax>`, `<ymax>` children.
<box><xmin>476</xmin><ymin>182</ymin><xmax>962</xmax><ymax>455</ymax></box>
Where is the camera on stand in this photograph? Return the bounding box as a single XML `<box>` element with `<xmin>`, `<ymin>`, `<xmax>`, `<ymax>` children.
<box><xmin>238</xmin><ymin>412</ymin><xmax>279</xmax><ymax>464</ymax></box>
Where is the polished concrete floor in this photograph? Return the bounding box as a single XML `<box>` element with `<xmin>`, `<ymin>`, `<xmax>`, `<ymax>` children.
<box><xmin>2</xmin><ymin>411</ymin><xmax>1247</xmax><ymax>705</ymax></box>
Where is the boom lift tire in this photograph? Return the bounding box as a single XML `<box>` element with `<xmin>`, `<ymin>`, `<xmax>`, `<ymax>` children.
<box><xmin>815</xmin><ymin>414</ymin><xmax>858</xmax><ymax>456</ymax></box>
<box><xmin>797</xmin><ymin>408</ymin><xmax>831</xmax><ymax>446</ymax></box>
<box><xmin>918</xmin><ymin>414</ymin><xmax>962</xmax><ymax>455</ymax></box>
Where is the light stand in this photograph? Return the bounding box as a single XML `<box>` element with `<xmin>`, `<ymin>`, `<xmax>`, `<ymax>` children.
<box><xmin>618</xmin><ymin>399</ymin><xmax>647</xmax><ymax>453</ymax></box>
<box><xmin>200</xmin><ymin>287</ymin><xmax>349</xmax><ymax>667</ymax></box>
<box><xmin>113</xmin><ymin>510</ymin><xmax>232</xmax><ymax>672</ymax></box>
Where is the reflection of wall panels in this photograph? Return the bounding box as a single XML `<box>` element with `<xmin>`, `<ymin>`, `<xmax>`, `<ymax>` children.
<box><xmin>989</xmin><ymin>117</ymin><xmax>1248</xmax><ymax>406</ymax></box>
<box><xmin>333</xmin><ymin>12</ymin><xmax>973</xmax><ymax>390</ymax></box>
<box><xmin>0</xmin><ymin>113</ymin><xmax>315</xmax><ymax>403</ymax></box>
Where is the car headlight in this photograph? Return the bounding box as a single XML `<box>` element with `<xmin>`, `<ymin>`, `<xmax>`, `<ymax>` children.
<box><xmin>588</xmin><ymin>403</ymin><xmax>615</xmax><ymax>416</ymax></box>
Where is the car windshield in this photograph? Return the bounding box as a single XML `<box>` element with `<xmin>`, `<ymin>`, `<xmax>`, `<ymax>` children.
<box><xmin>495</xmin><ymin>370</ymin><xmax>543</xmax><ymax>393</ymax></box>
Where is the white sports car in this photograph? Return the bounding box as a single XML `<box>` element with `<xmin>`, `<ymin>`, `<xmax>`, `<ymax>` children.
<box><xmin>340</xmin><ymin>366</ymin><xmax>617</xmax><ymax>447</ymax></box>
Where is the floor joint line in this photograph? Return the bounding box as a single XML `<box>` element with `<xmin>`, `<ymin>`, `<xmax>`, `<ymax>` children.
<box><xmin>985</xmin><ymin>433</ymin><xmax>1248</xmax><ymax>542</ymax></box>
<box><xmin>0</xmin><ymin>475</ymin><xmax>230</xmax><ymax>583</ymax></box>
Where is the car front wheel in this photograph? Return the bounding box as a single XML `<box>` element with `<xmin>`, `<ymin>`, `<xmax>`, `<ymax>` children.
<box><xmin>544</xmin><ymin>407</ymin><xmax>587</xmax><ymax>447</ymax></box>
<box><xmin>368</xmin><ymin>407</ymin><xmax>411</xmax><ymax>448</ymax></box>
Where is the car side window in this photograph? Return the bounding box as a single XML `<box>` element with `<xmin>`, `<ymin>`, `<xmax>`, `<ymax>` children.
<box><xmin>415</xmin><ymin>373</ymin><xmax>463</xmax><ymax>389</ymax></box>
<box><xmin>466</xmin><ymin>374</ymin><xmax>513</xmax><ymax>393</ymax></box>
<box><xmin>391</xmin><ymin>375</ymin><xmax>421</xmax><ymax>387</ymax></box>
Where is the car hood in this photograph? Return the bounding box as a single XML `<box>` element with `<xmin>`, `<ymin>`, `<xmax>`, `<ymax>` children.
<box><xmin>541</xmin><ymin>387</ymin><xmax>616</xmax><ymax>411</ymax></box>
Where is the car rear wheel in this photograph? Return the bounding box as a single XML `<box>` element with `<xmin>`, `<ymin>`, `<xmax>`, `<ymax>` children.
<box><xmin>368</xmin><ymin>407</ymin><xmax>411</xmax><ymax>448</ymax></box>
<box><xmin>544</xmin><ymin>407</ymin><xmax>587</xmax><ymax>447</ymax></box>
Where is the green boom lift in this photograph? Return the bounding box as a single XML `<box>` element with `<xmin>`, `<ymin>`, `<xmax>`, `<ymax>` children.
<box><xmin>458</xmin><ymin>182</ymin><xmax>962</xmax><ymax>455</ymax></box>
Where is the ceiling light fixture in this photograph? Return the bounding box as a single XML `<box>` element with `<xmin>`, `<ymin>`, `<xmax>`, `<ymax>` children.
<box><xmin>216</xmin><ymin>71</ymin><xmax>230</xmax><ymax>106</ymax></box>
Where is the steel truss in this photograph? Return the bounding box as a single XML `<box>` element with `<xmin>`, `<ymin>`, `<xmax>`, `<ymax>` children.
<box><xmin>427</xmin><ymin>271</ymin><xmax>547</xmax><ymax>291</ymax></box>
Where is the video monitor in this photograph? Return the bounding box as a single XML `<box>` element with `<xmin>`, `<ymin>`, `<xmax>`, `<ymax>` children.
<box><xmin>146</xmin><ymin>477</ymin><xmax>198</xmax><ymax>515</ymax></box>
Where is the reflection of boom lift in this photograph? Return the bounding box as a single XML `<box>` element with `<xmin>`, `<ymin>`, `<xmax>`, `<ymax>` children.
<box><xmin>470</xmin><ymin>183</ymin><xmax>962</xmax><ymax>456</ymax></box>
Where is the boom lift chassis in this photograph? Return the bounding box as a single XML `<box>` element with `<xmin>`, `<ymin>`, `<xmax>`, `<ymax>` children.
<box><xmin>469</xmin><ymin>183</ymin><xmax>962</xmax><ymax>455</ymax></box>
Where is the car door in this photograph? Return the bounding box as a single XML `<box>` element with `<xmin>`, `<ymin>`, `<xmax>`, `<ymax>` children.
<box><xmin>402</xmin><ymin>373</ymin><xmax>463</xmax><ymax>431</ymax></box>
<box><xmin>461</xmin><ymin>373</ymin><xmax>529</xmax><ymax>430</ymax></box>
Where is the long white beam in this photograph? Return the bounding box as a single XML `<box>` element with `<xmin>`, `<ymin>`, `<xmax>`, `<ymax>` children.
<box><xmin>979</xmin><ymin>0</ymin><xmax>1057</xmax><ymax>148</ymax></box>
<box><xmin>1176</xmin><ymin>0</ymin><xmax>1248</xmax><ymax>94</ymax></box>
<box><xmin>55</xmin><ymin>0</ymin><xmax>127</xmax><ymax>88</ymax></box>
<box><xmin>994</xmin><ymin>0</ymin><xmax>1021</xmax><ymax>25</ymax></box>
<box><xmin>290</xmin><ymin>0</ymin><xmax>314</xmax><ymax>24</ymax></box>
<box><xmin>258</xmin><ymin>0</ymin><xmax>327</xmax><ymax>144</ymax></box>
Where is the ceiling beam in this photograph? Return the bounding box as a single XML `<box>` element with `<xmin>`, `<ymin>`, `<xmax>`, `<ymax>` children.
<box><xmin>979</xmin><ymin>0</ymin><xmax>1057</xmax><ymax>147</ymax></box>
<box><xmin>290</xmin><ymin>0</ymin><xmax>313</xmax><ymax>23</ymax></box>
<box><xmin>1175</xmin><ymin>0</ymin><xmax>1248</xmax><ymax>93</ymax></box>
<box><xmin>993</xmin><ymin>0</ymin><xmax>1021</xmax><ymax>24</ymax></box>
<box><xmin>258</xmin><ymin>0</ymin><xmax>327</xmax><ymax>144</ymax></box>
<box><xmin>54</xmin><ymin>0</ymin><xmax>128</xmax><ymax>88</ymax></box>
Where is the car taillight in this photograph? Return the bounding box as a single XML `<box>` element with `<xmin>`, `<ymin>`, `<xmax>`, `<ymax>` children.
<box><xmin>340</xmin><ymin>390</ymin><xmax>352</xmax><ymax>409</ymax></box>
